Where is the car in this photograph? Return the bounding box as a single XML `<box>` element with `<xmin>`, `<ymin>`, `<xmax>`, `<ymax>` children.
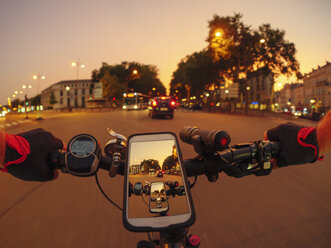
<box><xmin>149</xmin><ymin>96</ymin><xmax>176</xmax><ymax>119</ymax></box>
<box><xmin>156</xmin><ymin>169</ymin><xmax>164</xmax><ymax>177</ymax></box>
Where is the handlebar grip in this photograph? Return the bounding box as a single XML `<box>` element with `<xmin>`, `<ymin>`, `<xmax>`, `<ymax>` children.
<box><xmin>50</xmin><ymin>149</ymin><xmax>66</xmax><ymax>170</ymax></box>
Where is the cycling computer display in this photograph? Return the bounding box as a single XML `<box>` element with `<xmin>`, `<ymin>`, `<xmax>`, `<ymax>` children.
<box><xmin>66</xmin><ymin>134</ymin><xmax>101</xmax><ymax>176</ymax></box>
<box><xmin>71</xmin><ymin>140</ymin><xmax>95</xmax><ymax>157</ymax></box>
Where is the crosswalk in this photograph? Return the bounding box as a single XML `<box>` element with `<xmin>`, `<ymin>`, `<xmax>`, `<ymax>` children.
<box><xmin>0</xmin><ymin>119</ymin><xmax>31</xmax><ymax>129</ymax></box>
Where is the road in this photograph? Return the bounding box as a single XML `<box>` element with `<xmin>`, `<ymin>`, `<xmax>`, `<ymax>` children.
<box><xmin>0</xmin><ymin>110</ymin><xmax>330</xmax><ymax>248</ymax></box>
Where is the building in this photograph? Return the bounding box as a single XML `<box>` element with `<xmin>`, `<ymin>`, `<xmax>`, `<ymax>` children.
<box><xmin>245</xmin><ymin>67</ymin><xmax>274</xmax><ymax>110</ymax></box>
<box><xmin>303</xmin><ymin>61</ymin><xmax>331</xmax><ymax>113</ymax></box>
<box><xmin>41</xmin><ymin>79</ymin><xmax>94</xmax><ymax>109</ymax></box>
<box><xmin>276</xmin><ymin>83</ymin><xmax>304</xmax><ymax>112</ymax></box>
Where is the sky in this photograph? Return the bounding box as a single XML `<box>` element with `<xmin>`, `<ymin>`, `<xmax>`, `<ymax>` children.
<box><xmin>129</xmin><ymin>140</ymin><xmax>174</xmax><ymax>167</ymax></box>
<box><xmin>0</xmin><ymin>0</ymin><xmax>330</xmax><ymax>105</ymax></box>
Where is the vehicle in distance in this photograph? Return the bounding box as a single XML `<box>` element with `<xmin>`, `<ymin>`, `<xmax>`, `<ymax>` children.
<box><xmin>156</xmin><ymin>169</ymin><xmax>164</xmax><ymax>177</ymax></box>
<box><xmin>123</xmin><ymin>92</ymin><xmax>149</xmax><ymax>110</ymax></box>
<box><xmin>148</xmin><ymin>96</ymin><xmax>176</xmax><ymax>119</ymax></box>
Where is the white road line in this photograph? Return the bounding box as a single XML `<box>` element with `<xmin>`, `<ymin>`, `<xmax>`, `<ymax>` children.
<box><xmin>18</xmin><ymin>120</ymin><xmax>24</xmax><ymax>123</ymax></box>
<box><xmin>5</xmin><ymin>123</ymin><xmax>11</xmax><ymax>127</ymax></box>
<box><xmin>0</xmin><ymin>125</ymin><xmax>4</xmax><ymax>129</ymax></box>
<box><xmin>12</xmin><ymin>122</ymin><xmax>18</xmax><ymax>125</ymax></box>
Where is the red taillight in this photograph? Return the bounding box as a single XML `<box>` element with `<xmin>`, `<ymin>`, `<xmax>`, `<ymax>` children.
<box><xmin>171</xmin><ymin>101</ymin><xmax>175</xmax><ymax>106</ymax></box>
<box><xmin>152</xmin><ymin>100</ymin><xmax>157</xmax><ymax>107</ymax></box>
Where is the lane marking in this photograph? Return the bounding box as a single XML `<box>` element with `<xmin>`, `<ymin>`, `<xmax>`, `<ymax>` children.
<box><xmin>0</xmin><ymin>125</ymin><xmax>4</xmax><ymax>129</ymax></box>
<box><xmin>12</xmin><ymin>122</ymin><xmax>18</xmax><ymax>125</ymax></box>
<box><xmin>5</xmin><ymin>123</ymin><xmax>11</xmax><ymax>127</ymax></box>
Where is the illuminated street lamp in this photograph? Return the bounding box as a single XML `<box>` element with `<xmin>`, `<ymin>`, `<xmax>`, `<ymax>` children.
<box><xmin>133</xmin><ymin>69</ymin><xmax>138</xmax><ymax>75</ymax></box>
<box><xmin>32</xmin><ymin>73</ymin><xmax>46</xmax><ymax>101</ymax></box>
<box><xmin>215</xmin><ymin>31</ymin><xmax>221</xmax><ymax>37</ymax></box>
<box><xmin>260</xmin><ymin>38</ymin><xmax>266</xmax><ymax>44</ymax></box>
<box><xmin>72</xmin><ymin>59</ymin><xmax>85</xmax><ymax>83</ymax></box>
<box><xmin>33</xmin><ymin>73</ymin><xmax>46</xmax><ymax>119</ymax></box>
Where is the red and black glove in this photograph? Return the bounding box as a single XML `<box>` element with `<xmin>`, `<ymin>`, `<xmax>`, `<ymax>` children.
<box><xmin>1</xmin><ymin>128</ymin><xmax>64</xmax><ymax>181</ymax></box>
<box><xmin>265</xmin><ymin>122</ymin><xmax>323</xmax><ymax>167</ymax></box>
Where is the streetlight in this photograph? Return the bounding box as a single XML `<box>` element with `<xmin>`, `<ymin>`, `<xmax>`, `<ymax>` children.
<box><xmin>72</xmin><ymin>59</ymin><xmax>85</xmax><ymax>83</ymax></box>
<box><xmin>22</xmin><ymin>84</ymin><xmax>32</xmax><ymax>119</ymax></box>
<box><xmin>133</xmin><ymin>69</ymin><xmax>138</xmax><ymax>75</ymax></box>
<box><xmin>260</xmin><ymin>38</ymin><xmax>265</xmax><ymax>44</ymax></box>
<box><xmin>215</xmin><ymin>31</ymin><xmax>222</xmax><ymax>37</ymax></box>
<box><xmin>32</xmin><ymin>73</ymin><xmax>46</xmax><ymax>102</ymax></box>
<box><xmin>33</xmin><ymin>74</ymin><xmax>45</xmax><ymax>119</ymax></box>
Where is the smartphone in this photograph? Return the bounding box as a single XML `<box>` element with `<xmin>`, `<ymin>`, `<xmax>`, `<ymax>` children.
<box><xmin>149</xmin><ymin>181</ymin><xmax>169</xmax><ymax>214</ymax></box>
<box><xmin>123</xmin><ymin>132</ymin><xmax>195</xmax><ymax>232</ymax></box>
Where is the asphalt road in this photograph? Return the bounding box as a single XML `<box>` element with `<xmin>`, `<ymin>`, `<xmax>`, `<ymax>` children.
<box><xmin>0</xmin><ymin>110</ymin><xmax>330</xmax><ymax>248</ymax></box>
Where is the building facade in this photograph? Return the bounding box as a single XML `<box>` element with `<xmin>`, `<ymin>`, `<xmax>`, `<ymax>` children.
<box><xmin>245</xmin><ymin>67</ymin><xmax>274</xmax><ymax>110</ymax></box>
<box><xmin>41</xmin><ymin>79</ymin><xmax>94</xmax><ymax>109</ymax></box>
<box><xmin>303</xmin><ymin>61</ymin><xmax>331</xmax><ymax>113</ymax></box>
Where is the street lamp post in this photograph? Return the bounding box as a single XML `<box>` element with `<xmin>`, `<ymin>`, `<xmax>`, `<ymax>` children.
<box><xmin>72</xmin><ymin>59</ymin><xmax>85</xmax><ymax>82</ymax></box>
<box><xmin>33</xmin><ymin>73</ymin><xmax>45</xmax><ymax>120</ymax></box>
<box><xmin>22</xmin><ymin>84</ymin><xmax>32</xmax><ymax>119</ymax></box>
<box><xmin>245</xmin><ymin>86</ymin><xmax>250</xmax><ymax>115</ymax></box>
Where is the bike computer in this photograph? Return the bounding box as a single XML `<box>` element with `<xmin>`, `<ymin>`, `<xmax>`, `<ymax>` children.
<box><xmin>66</xmin><ymin>134</ymin><xmax>101</xmax><ymax>176</ymax></box>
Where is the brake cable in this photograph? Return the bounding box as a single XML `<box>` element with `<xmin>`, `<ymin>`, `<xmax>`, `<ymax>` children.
<box><xmin>95</xmin><ymin>173</ymin><xmax>123</xmax><ymax>212</ymax></box>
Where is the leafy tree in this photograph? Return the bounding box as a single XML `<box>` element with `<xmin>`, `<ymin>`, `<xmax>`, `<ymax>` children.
<box><xmin>31</xmin><ymin>94</ymin><xmax>41</xmax><ymax>106</ymax></box>
<box><xmin>162</xmin><ymin>155</ymin><xmax>178</xmax><ymax>171</ymax></box>
<box><xmin>206</xmin><ymin>13</ymin><xmax>301</xmax><ymax>82</ymax></box>
<box><xmin>93</xmin><ymin>62</ymin><xmax>166</xmax><ymax>101</ymax></box>
<box><xmin>140</xmin><ymin>159</ymin><xmax>161</xmax><ymax>171</ymax></box>
<box><xmin>170</xmin><ymin>50</ymin><xmax>219</xmax><ymax>98</ymax></box>
<box><xmin>49</xmin><ymin>91</ymin><xmax>57</xmax><ymax>105</ymax></box>
<box><xmin>254</xmin><ymin>24</ymin><xmax>302</xmax><ymax>79</ymax></box>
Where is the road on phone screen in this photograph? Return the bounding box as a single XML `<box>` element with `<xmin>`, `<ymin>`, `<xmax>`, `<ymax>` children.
<box><xmin>0</xmin><ymin>110</ymin><xmax>330</xmax><ymax>248</ymax></box>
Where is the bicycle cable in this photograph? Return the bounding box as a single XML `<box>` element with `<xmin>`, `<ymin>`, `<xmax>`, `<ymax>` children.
<box><xmin>95</xmin><ymin>173</ymin><xmax>123</xmax><ymax>212</ymax></box>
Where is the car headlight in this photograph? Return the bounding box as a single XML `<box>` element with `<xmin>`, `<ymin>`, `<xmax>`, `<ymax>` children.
<box><xmin>123</xmin><ymin>105</ymin><xmax>127</xmax><ymax>109</ymax></box>
<box><xmin>134</xmin><ymin>105</ymin><xmax>138</xmax><ymax>109</ymax></box>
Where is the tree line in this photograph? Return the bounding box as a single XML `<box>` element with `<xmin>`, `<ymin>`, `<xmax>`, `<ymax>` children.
<box><xmin>170</xmin><ymin>13</ymin><xmax>301</xmax><ymax>99</ymax></box>
<box><xmin>91</xmin><ymin>61</ymin><xmax>166</xmax><ymax>103</ymax></box>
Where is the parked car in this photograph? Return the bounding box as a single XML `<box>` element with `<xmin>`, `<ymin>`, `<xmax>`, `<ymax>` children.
<box><xmin>149</xmin><ymin>96</ymin><xmax>176</xmax><ymax>119</ymax></box>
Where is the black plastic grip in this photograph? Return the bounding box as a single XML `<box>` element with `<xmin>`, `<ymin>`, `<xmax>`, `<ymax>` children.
<box><xmin>50</xmin><ymin>149</ymin><xmax>66</xmax><ymax>169</ymax></box>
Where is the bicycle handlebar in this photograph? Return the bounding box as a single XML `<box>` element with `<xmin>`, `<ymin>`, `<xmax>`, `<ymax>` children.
<box><xmin>51</xmin><ymin>140</ymin><xmax>279</xmax><ymax>178</ymax></box>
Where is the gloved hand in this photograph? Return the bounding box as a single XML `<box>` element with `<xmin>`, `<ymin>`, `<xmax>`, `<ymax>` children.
<box><xmin>2</xmin><ymin>128</ymin><xmax>64</xmax><ymax>181</ymax></box>
<box><xmin>264</xmin><ymin>122</ymin><xmax>323</xmax><ymax>167</ymax></box>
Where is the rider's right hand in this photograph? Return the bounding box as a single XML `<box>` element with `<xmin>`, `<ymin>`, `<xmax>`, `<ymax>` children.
<box><xmin>264</xmin><ymin>122</ymin><xmax>323</xmax><ymax>167</ymax></box>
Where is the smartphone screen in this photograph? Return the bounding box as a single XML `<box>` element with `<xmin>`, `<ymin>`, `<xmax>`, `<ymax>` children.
<box><xmin>125</xmin><ymin>133</ymin><xmax>193</xmax><ymax>230</ymax></box>
<box><xmin>149</xmin><ymin>182</ymin><xmax>168</xmax><ymax>214</ymax></box>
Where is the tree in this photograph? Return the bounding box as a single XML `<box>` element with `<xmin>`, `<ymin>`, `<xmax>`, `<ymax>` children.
<box><xmin>31</xmin><ymin>95</ymin><xmax>41</xmax><ymax>106</ymax></box>
<box><xmin>206</xmin><ymin>13</ymin><xmax>259</xmax><ymax>83</ymax></box>
<box><xmin>206</xmin><ymin>13</ymin><xmax>301</xmax><ymax>83</ymax></box>
<box><xmin>93</xmin><ymin>62</ymin><xmax>166</xmax><ymax>101</ymax></box>
<box><xmin>49</xmin><ymin>91</ymin><xmax>57</xmax><ymax>105</ymax></box>
<box><xmin>140</xmin><ymin>159</ymin><xmax>161</xmax><ymax>171</ymax></box>
<box><xmin>162</xmin><ymin>155</ymin><xmax>178</xmax><ymax>171</ymax></box>
<box><xmin>170</xmin><ymin>50</ymin><xmax>219</xmax><ymax>98</ymax></box>
<box><xmin>254</xmin><ymin>24</ymin><xmax>302</xmax><ymax>79</ymax></box>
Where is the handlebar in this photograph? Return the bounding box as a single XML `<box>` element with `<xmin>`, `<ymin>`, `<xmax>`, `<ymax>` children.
<box><xmin>51</xmin><ymin>140</ymin><xmax>279</xmax><ymax>179</ymax></box>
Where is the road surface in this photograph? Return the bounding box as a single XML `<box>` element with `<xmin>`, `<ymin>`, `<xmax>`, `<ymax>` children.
<box><xmin>0</xmin><ymin>110</ymin><xmax>330</xmax><ymax>247</ymax></box>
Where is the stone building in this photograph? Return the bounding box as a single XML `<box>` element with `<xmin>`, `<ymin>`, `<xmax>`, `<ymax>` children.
<box><xmin>245</xmin><ymin>67</ymin><xmax>274</xmax><ymax>110</ymax></box>
<box><xmin>41</xmin><ymin>79</ymin><xmax>94</xmax><ymax>109</ymax></box>
<box><xmin>303</xmin><ymin>61</ymin><xmax>331</xmax><ymax>113</ymax></box>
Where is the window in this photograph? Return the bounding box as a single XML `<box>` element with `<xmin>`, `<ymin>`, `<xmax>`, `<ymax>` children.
<box><xmin>82</xmin><ymin>89</ymin><xmax>85</xmax><ymax>95</ymax></box>
<box><xmin>75</xmin><ymin>89</ymin><xmax>78</xmax><ymax>96</ymax></box>
<box><xmin>60</xmin><ymin>90</ymin><xmax>63</xmax><ymax>96</ymax></box>
<box><xmin>60</xmin><ymin>98</ymin><xmax>63</xmax><ymax>104</ymax></box>
<box><xmin>89</xmin><ymin>89</ymin><xmax>93</xmax><ymax>95</ymax></box>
